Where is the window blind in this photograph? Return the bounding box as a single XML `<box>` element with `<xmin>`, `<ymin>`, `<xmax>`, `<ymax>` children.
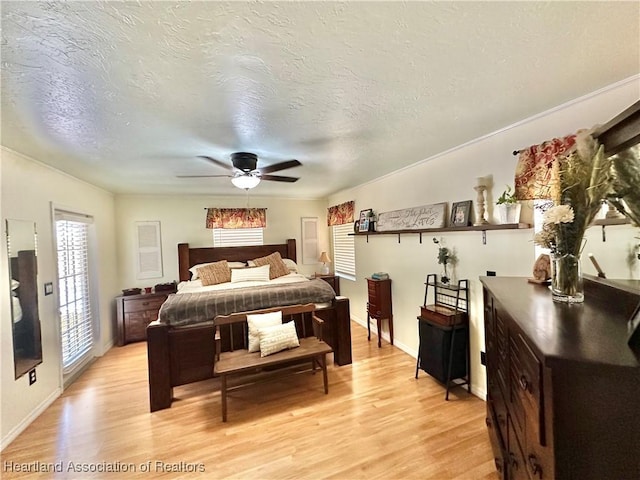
<box><xmin>212</xmin><ymin>228</ymin><xmax>264</xmax><ymax>247</ymax></box>
<box><xmin>332</xmin><ymin>223</ymin><xmax>355</xmax><ymax>280</ymax></box>
<box><xmin>55</xmin><ymin>217</ymin><xmax>94</xmax><ymax>372</ymax></box>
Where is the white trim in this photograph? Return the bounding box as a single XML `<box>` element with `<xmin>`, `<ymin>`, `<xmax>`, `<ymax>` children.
<box><xmin>347</xmin><ymin>74</ymin><xmax>640</xmax><ymax>194</ymax></box>
<box><xmin>1</xmin><ymin>146</ymin><xmax>115</xmax><ymax>197</ymax></box>
<box><xmin>351</xmin><ymin>313</ymin><xmax>486</xmax><ymax>400</ymax></box>
<box><xmin>0</xmin><ymin>387</ymin><xmax>62</xmax><ymax>451</ymax></box>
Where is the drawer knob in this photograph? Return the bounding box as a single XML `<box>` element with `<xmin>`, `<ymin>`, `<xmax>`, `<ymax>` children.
<box><xmin>494</xmin><ymin>459</ymin><xmax>502</xmax><ymax>473</ymax></box>
<box><xmin>509</xmin><ymin>452</ymin><xmax>519</xmax><ymax>469</ymax></box>
<box><xmin>528</xmin><ymin>454</ymin><xmax>543</xmax><ymax>478</ymax></box>
<box><xmin>485</xmin><ymin>417</ymin><xmax>492</xmax><ymax>428</ymax></box>
<box><xmin>519</xmin><ymin>374</ymin><xmax>530</xmax><ymax>392</ymax></box>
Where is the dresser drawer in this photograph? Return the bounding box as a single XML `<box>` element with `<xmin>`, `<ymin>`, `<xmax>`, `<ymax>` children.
<box><xmin>510</xmin><ymin>333</ymin><xmax>544</xmax><ymax>446</ymax></box>
<box><xmin>116</xmin><ymin>292</ymin><xmax>169</xmax><ymax>346</ymax></box>
<box><xmin>123</xmin><ymin>296</ymin><xmax>166</xmax><ymax>313</ymax></box>
<box><xmin>485</xmin><ymin>406</ymin><xmax>507</xmax><ymax>480</ymax></box>
<box><xmin>124</xmin><ymin>312</ymin><xmax>151</xmax><ymax>341</ymax></box>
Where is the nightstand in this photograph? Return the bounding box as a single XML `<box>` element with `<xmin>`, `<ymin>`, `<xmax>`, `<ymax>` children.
<box><xmin>366</xmin><ymin>277</ymin><xmax>393</xmax><ymax>347</ymax></box>
<box><xmin>115</xmin><ymin>291</ymin><xmax>172</xmax><ymax>346</ymax></box>
<box><xmin>314</xmin><ymin>274</ymin><xmax>340</xmax><ymax>295</ymax></box>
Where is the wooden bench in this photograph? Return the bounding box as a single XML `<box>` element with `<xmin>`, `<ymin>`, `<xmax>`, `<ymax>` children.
<box><xmin>213</xmin><ymin>304</ymin><xmax>333</xmax><ymax>422</ymax></box>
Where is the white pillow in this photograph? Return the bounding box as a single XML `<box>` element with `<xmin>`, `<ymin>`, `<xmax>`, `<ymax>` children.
<box><xmin>246</xmin><ymin>311</ymin><xmax>282</xmax><ymax>352</ymax></box>
<box><xmin>11</xmin><ymin>279</ymin><xmax>19</xmax><ymax>291</ymax></box>
<box><xmin>282</xmin><ymin>258</ymin><xmax>298</xmax><ymax>273</ymax></box>
<box><xmin>258</xmin><ymin>321</ymin><xmax>300</xmax><ymax>357</ymax></box>
<box><xmin>230</xmin><ymin>264</ymin><xmax>270</xmax><ymax>283</ymax></box>
<box><xmin>190</xmin><ymin>261</ymin><xmax>245</xmax><ymax>280</ymax></box>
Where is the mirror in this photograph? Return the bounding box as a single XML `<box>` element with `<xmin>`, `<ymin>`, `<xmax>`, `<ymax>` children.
<box><xmin>6</xmin><ymin>219</ymin><xmax>42</xmax><ymax>379</ymax></box>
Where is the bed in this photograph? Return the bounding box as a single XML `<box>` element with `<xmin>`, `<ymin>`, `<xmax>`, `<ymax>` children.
<box><xmin>146</xmin><ymin>239</ymin><xmax>352</xmax><ymax>412</ymax></box>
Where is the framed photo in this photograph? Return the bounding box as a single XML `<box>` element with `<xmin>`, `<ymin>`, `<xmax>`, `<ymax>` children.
<box><xmin>627</xmin><ymin>302</ymin><xmax>640</xmax><ymax>348</ymax></box>
<box><xmin>359</xmin><ymin>209</ymin><xmax>373</xmax><ymax>232</ymax></box>
<box><xmin>450</xmin><ymin>201</ymin><xmax>472</xmax><ymax>227</ymax></box>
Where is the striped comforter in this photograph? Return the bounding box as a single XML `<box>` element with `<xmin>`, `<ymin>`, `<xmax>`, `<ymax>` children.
<box><xmin>158</xmin><ymin>278</ymin><xmax>336</xmax><ymax>326</ymax></box>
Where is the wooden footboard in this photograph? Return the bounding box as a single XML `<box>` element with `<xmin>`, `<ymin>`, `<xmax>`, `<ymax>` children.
<box><xmin>147</xmin><ymin>297</ymin><xmax>352</xmax><ymax>412</ymax></box>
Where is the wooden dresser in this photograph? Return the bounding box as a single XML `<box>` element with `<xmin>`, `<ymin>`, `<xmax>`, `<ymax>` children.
<box><xmin>116</xmin><ymin>292</ymin><xmax>171</xmax><ymax>346</ymax></box>
<box><xmin>366</xmin><ymin>277</ymin><xmax>393</xmax><ymax>347</ymax></box>
<box><xmin>481</xmin><ymin>275</ymin><xmax>640</xmax><ymax>480</ymax></box>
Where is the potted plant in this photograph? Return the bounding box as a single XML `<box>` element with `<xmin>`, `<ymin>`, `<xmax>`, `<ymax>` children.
<box><xmin>496</xmin><ymin>185</ymin><xmax>521</xmax><ymax>224</ymax></box>
<box><xmin>433</xmin><ymin>238</ymin><xmax>456</xmax><ymax>284</ymax></box>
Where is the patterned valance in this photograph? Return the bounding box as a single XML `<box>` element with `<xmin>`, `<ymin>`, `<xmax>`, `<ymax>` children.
<box><xmin>327</xmin><ymin>201</ymin><xmax>354</xmax><ymax>226</ymax></box>
<box><xmin>206</xmin><ymin>208</ymin><xmax>267</xmax><ymax>229</ymax></box>
<box><xmin>514</xmin><ymin>134</ymin><xmax>577</xmax><ymax>200</ymax></box>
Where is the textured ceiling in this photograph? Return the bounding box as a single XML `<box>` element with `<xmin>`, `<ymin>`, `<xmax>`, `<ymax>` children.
<box><xmin>1</xmin><ymin>1</ymin><xmax>639</xmax><ymax>198</ymax></box>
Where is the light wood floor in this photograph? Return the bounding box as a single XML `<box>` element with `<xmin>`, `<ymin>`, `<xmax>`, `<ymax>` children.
<box><xmin>2</xmin><ymin>322</ymin><xmax>497</xmax><ymax>479</ymax></box>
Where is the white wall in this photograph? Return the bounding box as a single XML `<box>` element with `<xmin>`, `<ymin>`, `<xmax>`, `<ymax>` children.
<box><xmin>114</xmin><ymin>195</ymin><xmax>330</xmax><ymax>289</ymax></box>
<box><xmin>1</xmin><ymin>148</ymin><xmax>118</xmax><ymax>448</ymax></box>
<box><xmin>328</xmin><ymin>77</ymin><xmax>639</xmax><ymax>399</ymax></box>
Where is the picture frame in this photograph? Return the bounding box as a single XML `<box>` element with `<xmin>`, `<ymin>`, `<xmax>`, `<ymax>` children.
<box><xmin>450</xmin><ymin>201</ymin><xmax>472</xmax><ymax>227</ymax></box>
<box><xmin>359</xmin><ymin>209</ymin><xmax>373</xmax><ymax>232</ymax></box>
<box><xmin>627</xmin><ymin>302</ymin><xmax>640</xmax><ymax>348</ymax></box>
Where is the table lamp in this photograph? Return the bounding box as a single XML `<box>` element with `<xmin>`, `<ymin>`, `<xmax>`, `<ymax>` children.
<box><xmin>318</xmin><ymin>251</ymin><xmax>331</xmax><ymax>275</ymax></box>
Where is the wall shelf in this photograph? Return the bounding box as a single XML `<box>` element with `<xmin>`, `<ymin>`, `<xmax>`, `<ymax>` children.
<box><xmin>591</xmin><ymin>217</ymin><xmax>632</xmax><ymax>242</ymax></box>
<box><xmin>349</xmin><ymin>222</ymin><xmax>531</xmax><ymax>245</ymax></box>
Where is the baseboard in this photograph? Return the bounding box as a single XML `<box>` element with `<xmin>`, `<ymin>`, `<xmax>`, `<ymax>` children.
<box><xmin>0</xmin><ymin>387</ymin><xmax>62</xmax><ymax>451</ymax></box>
<box><xmin>350</xmin><ymin>314</ymin><xmax>486</xmax><ymax>401</ymax></box>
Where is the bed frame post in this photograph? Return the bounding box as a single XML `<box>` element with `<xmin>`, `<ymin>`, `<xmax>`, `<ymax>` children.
<box><xmin>286</xmin><ymin>238</ymin><xmax>296</xmax><ymax>261</ymax></box>
<box><xmin>147</xmin><ymin>322</ymin><xmax>173</xmax><ymax>411</ymax></box>
<box><xmin>178</xmin><ymin>243</ymin><xmax>190</xmax><ymax>282</ymax></box>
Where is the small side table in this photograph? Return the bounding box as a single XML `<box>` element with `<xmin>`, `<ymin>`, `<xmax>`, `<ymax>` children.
<box><xmin>366</xmin><ymin>277</ymin><xmax>393</xmax><ymax>347</ymax></box>
<box><xmin>315</xmin><ymin>274</ymin><xmax>340</xmax><ymax>296</ymax></box>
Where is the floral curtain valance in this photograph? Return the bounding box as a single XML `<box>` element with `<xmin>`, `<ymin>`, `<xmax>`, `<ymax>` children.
<box><xmin>514</xmin><ymin>134</ymin><xmax>577</xmax><ymax>200</ymax></box>
<box><xmin>327</xmin><ymin>200</ymin><xmax>354</xmax><ymax>226</ymax></box>
<box><xmin>206</xmin><ymin>208</ymin><xmax>267</xmax><ymax>229</ymax></box>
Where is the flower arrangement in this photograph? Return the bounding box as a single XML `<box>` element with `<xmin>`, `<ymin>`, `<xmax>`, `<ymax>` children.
<box><xmin>609</xmin><ymin>145</ymin><xmax>640</xmax><ymax>226</ymax></box>
<box><xmin>533</xmin><ymin>133</ymin><xmax>612</xmax><ymax>302</ymax></box>
<box><xmin>433</xmin><ymin>237</ymin><xmax>456</xmax><ymax>284</ymax></box>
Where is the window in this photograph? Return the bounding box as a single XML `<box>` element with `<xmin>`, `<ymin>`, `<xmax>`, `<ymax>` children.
<box><xmin>332</xmin><ymin>223</ymin><xmax>355</xmax><ymax>280</ymax></box>
<box><xmin>213</xmin><ymin>228</ymin><xmax>264</xmax><ymax>247</ymax></box>
<box><xmin>55</xmin><ymin>212</ymin><xmax>95</xmax><ymax>373</ymax></box>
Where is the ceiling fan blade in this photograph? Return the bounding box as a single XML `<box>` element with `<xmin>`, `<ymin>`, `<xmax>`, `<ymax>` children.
<box><xmin>256</xmin><ymin>159</ymin><xmax>301</xmax><ymax>175</ymax></box>
<box><xmin>176</xmin><ymin>174</ymin><xmax>232</xmax><ymax>178</ymax></box>
<box><xmin>198</xmin><ymin>155</ymin><xmax>234</xmax><ymax>171</ymax></box>
<box><xmin>260</xmin><ymin>174</ymin><xmax>299</xmax><ymax>183</ymax></box>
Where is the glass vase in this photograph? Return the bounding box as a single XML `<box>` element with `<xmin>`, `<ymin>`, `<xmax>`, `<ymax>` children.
<box><xmin>440</xmin><ymin>264</ymin><xmax>450</xmax><ymax>285</ymax></box>
<box><xmin>551</xmin><ymin>253</ymin><xmax>584</xmax><ymax>303</ymax></box>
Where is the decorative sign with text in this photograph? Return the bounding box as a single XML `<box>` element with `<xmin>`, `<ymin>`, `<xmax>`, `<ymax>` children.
<box><xmin>376</xmin><ymin>202</ymin><xmax>447</xmax><ymax>231</ymax></box>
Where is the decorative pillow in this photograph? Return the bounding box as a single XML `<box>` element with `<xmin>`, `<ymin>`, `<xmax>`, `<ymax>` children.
<box><xmin>246</xmin><ymin>311</ymin><xmax>283</xmax><ymax>352</ymax></box>
<box><xmin>11</xmin><ymin>279</ymin><xmax>20</xmax><ymax>290</ymax></box>
<box><xmin>252</xmin><ymin>252</ymin><xmax>290</xmax><ymax>279</ymax></box>
<box><xmin>197</xmin><ymin>260</ymin><xmax>231</xmax><ymax>286</ymax></box>
<box><xmin>190</xmin><ymin>261</ymin><xmax>245</xmax><ymax>280</ymax></box>
<box><xmin>230</xmin><ymin>264</ymin><xmax>270</xmax><ymax>283</ymax></box>
<box><xmin>282</xmin><ymin>258</ymin><xmax>298</xmax><ymax>273</ymax></box>
<box><xmin>258</xmin><ymin>321</ymin><xmax>300</xmax><ymax>357</ymax></box>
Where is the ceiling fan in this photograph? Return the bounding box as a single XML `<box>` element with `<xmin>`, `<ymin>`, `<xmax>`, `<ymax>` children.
<box><xmin>178</xmin><ymin>152</ymin><xmax>301</xmax><ymax>189</ymax></box>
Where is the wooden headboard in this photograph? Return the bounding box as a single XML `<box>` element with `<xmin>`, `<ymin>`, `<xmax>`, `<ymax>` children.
<box><xmin>177</xmin><ymin>239</ymin><xmax>297</xmax><ymax>282</ymax></box>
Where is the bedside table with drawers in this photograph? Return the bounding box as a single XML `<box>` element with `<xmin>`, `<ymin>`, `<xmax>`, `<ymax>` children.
<box><xmin>314</xmin><ymin>274</ymin><xmax>340</xmax><ymax>296</ymax></box>
<box><xmin>115</xmin><ymin>291</ymin><xmax>171</xmax><ymax>346</ymax></box>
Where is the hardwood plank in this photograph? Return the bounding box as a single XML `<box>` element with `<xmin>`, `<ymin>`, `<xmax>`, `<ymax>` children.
<box><xmin>1</xmin><ymin>322</ymin><xmax>496</xmax><ymax>479</ymax></box>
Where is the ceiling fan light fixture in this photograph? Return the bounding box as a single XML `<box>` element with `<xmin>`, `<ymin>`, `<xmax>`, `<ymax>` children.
<box><xmin>231</xmin><ymin>175</ymin><xmax>261</xmax><ymax>190</ymax></box>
